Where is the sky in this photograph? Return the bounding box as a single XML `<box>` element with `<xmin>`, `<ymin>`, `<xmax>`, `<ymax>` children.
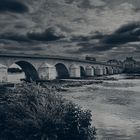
<box><xmin>0</xmin><ymin>0</ymin><xmax>140</xmax><ymax>61</ymax></box>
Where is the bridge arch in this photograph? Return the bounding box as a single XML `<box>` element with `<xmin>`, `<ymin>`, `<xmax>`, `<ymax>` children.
<box><xmin>55</xmin><ymin>63</ymin><xmax>69</xmax><ymax>79</ymax></box>
<box><xmin>105</xmin><ymin>67</ymin><xmax>110</xmax><ymax>75</ymax></box>
<box><xmin>80</xmin><ymin>66</ymin><xmax>86</xmax><ymax>78</ymax></box>
<box><xmin>8</xmin><ymin>61</ymin><xmax>39</xmax><ymax>82</ymax></box>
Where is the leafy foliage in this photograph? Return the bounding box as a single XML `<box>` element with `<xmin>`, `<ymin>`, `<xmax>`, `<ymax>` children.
<box><xmin>0</xmin><ymin>83</ymin><xmax>96</xmax><ymax>140</ymax></box>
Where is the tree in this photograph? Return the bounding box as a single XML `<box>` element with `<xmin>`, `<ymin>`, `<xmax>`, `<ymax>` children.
<box><xmin>0</xmin><ymin>83</ymin><xmax>96</xmax><ymax>140</ymax></box>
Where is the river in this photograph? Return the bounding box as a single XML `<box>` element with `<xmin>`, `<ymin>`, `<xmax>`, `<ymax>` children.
<box><xmin>61</xmin><ymin>75</ymin><xmax>140</xmax><ymax>140</ymax></box>
<box><xmin>8</xmin><ymin>72</ymin><xmax>25</xmax><ymax>83</ymax></box>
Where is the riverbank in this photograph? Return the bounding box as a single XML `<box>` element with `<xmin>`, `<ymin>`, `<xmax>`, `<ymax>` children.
<box><xmin>2</xmin><ymin>73</ymin><xmax>140</xmax><ymax>90</ymax></box>
<box><xmin>1</xmin><ymin>74</ymin><xmax>140</xmax><ymax>139</ymax></box>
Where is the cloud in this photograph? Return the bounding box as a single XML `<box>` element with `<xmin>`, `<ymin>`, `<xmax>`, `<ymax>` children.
<box><xmin>0</xmin><ymin>0</ymin><xmax>28</xmax><ymax>13</ymax></box>
<box><xmin>0</xmin><ymin>27</ymin><xmax>66</xmax><ymax>43</ymax></box>
<box><xmin>4</xmin><ymin>45</ymin><xmax>43</xmax><ymax>52</ymax></box>
<box><xmin>71</xmin><ymin>22</ymin><xmax>140</xmax><ymax>54</ymax></box>
<box><xmin>64</xmin><ymin>0</ymin><xmax>106</xmax><ymax>9</ymax></box>
<box><xmin>0</xmin><ymin>32</ymin><xmax>31</xmax><ymax>42</ymax></box>
<box><xmin>27</xmin><ymin>27</ymin><xmax>66</xmax><ymax>42</ymax></box>
<box><xmin>0</xmin><ymin>0</ymin><xmax>140</xmax><ymax>61</ymax></box>
<box><xmin>89</xmin><ymin>0</ymin><xmax>106</xmax><ymax>7</ymax></box>
<box><xmin>115</xmin><ymin>22</ymin><xmax>140</xmax><ymax>34</ymax></box>
<box><xmin>76</xmin><ymin>41</ymin><xmax>115</xmax><ymax>54</ymax></box>
<box><xmin>64</xmin><ymin>0</ymin><xmax>75</xmax><ymax>4</ymax></box>
<box><xmin>103</xmin><ymin>22</ymin><xmax>140</xmax><ymax>44</ymax></box>
<box><xmin>70</xmin><ymin>31</ymin><xmax>105</xmax><ymax>42</ymax></box>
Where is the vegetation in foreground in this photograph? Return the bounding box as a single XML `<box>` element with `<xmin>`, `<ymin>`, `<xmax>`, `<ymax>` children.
<box><xmin>0</xmin><ymin>83</ymin><xmax>96</xmax><ymax>140</ymax></box>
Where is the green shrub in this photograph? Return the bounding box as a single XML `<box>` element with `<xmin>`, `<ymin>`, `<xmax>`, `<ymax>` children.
<box><xmin>0</xmin><ymin>83</ymin><xmax>96</xmax><ymax>140</ymax></box>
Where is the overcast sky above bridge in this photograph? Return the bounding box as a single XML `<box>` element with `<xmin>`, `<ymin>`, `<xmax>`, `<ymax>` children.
<box><xmin>0</xmin><ymin>0</ymin><xmax>140</xmax><ymax>61</ymax></box>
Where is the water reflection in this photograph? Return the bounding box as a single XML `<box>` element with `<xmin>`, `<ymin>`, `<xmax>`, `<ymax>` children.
<box><xmin>8</xmin><ymin>72</ymin><xmax>25</xmax><ymax>83</ymax></box>
<box><xmin>8</xmin><ymin>63</ymin><xmax>25</xmax><ymax>83</ymax></box>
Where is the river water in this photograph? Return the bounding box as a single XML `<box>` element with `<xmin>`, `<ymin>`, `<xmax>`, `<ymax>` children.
<box><xmin>61</xmin><ymin>75</ymin><xmax>140</xmax><ymax>140</ymax></box>
<box><xmin>8</xmin><ymin>72</ymin><xmax>25</xmax><ymax>83</ymax></box>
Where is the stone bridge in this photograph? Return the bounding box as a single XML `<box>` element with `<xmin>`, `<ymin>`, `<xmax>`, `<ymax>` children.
<box><xmin>0</xmin><ymin>54</ymin><xmax>123</xmax><ymax>82</ymax></box>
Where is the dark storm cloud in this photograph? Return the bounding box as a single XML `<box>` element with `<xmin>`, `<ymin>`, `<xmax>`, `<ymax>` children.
<box><xmin>0</xmin><ymin>0</ymin><xmax>28</xmax><ymax>13</ymax></box>
<box><xmin>115</xmin><ymin>22</ymin><xmax>140</xmax><ymax>34</ymax></box>
<box><xmin>73</xmin><ymin>22</ymin><xmax>140</xmax><ymax>53</ymax></box>
<box><xmin>0</xmin><ymin>27</ymin><xmax>66</xmax><ymax>43</ymax></box>
<box><xmin>0</xmin><ymin>32</ymin><xmax>31</xmax><ymax>42</ymax></box>
<box><xmin>103</xmin><ymin>22</ymin><xmax>140</xmax><ymax>44</ymax></box>
<box><xmin>76</xmin><ymin>42</ymin><xmax>114</xmax><ymax>54</ymax></box>
<box><xmin>14</xmin><ymin>24</ymin><xmax>27</xmax><ymax>29</ymax></box>
<box><xmin>65</xmin><ymin>0</ymin><xmax>75</xmax><ymax>4</ymax></box>
<box><xmin>5</xmin><ymin>45</ymin><xmax>43</xmax><ymax>51</ymax></box>
<box><xmin>27</xmin><ymin>27</ymin><xmax>65</xmax><ymax>42</ymax></box>
<box><xmin>77</xmin><ymin>0</ymin><xmax>93</xmax><ymax>9</ymax></box>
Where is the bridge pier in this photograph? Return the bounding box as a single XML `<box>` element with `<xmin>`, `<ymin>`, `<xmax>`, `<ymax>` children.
<box><xmin>108</xmin><ymin>67</ymin><xmax>114</xmax><ymax>75</ymax></box>
<box><xmin>0</xmin><ymin>64</ymin><xmax>8</xmax><ymax>82</ymax></box>
<box><xmin>85</xmin><ymin>66</ymin><xmax>94</xmax><ymax>77</ymax></box>
<box><xmin>38</xmin><ymin>63</ymin><xmax>56</xmax><ymax>80</ymax></box>
<box><xmin>113</xmin><ymin>67</ymin><xmax>118</xmax><ymax>74</ymax></box>
<box><xmin>118</xmin><ymin>68</ymin><xmax>123</xmax><ymax>74</ymax></box>
<box><xmin>116</xmin><ymin>68</ymin><xmax>120</xmax><ymax>74</ymax></box>
<box><xmin>94</xmin><ymin>67</ymin><xmax>103</xmax><ymax>76</ymax></box>
<box><xmin>69</xmin><ymin>65</ymin><xmax>81</xmax><ymax>78</ymax></box>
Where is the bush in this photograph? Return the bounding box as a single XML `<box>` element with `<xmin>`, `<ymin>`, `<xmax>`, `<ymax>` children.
<box><xmin>0</xmin><ymin>83</ymin><xmax>96</xmax><ymax>140</ymax></box>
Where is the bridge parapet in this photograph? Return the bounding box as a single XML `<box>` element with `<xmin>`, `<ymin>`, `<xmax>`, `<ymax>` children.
<box><xmin>0</xmin><ymin>54</ymin><xmax>123</xmax><ymax>68</ymax></box>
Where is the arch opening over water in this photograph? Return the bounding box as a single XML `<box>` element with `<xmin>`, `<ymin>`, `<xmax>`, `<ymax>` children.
<box><xmin>80</xmin><ymin>66</ymin><xmax>86</xmax><ymax>78</ymax></box>
<box><xmin>105</xmin><ymin>67</ymin><xmax>109</xmax><ymax>75</ymax></box>
<box><xmin>55</xmin><ymin>63</ymin><xmax>69</xmax><ymax>79</ymax></box>
<box><xmin>8</xmin><ymin>61</ymin><xmax>39</xmax><ymax>82</ymax></box>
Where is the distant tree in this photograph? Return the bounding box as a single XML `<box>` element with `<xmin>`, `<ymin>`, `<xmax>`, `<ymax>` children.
<box><xmin>0</xmin><ymin>83</ymin><xmax>96</xmax><ymax>140</ymax></box>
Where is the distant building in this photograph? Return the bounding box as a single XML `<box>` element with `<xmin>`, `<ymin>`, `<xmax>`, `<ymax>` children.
<box><xmin>123</xmin><ymin>57</ymin><xmax>140</xmax><ymax>73</ymax></box>
<box><xmin>85</xmin><ymin>56</ymin><xmax>96</xmax><ymax>61</ymax></box>
<box><xmin>107</xmin><ymin>59</ymin><xmax>123</xmax><ymax>66</ymax></box>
